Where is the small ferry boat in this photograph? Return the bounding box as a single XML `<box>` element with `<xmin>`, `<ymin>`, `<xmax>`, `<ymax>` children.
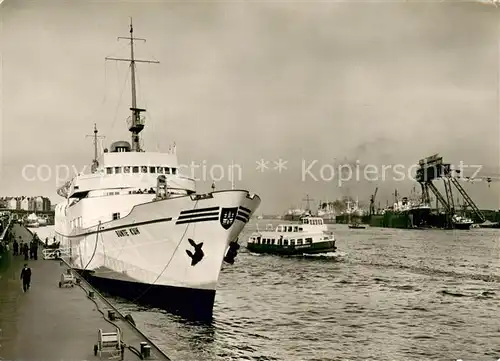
<box><xmin>247</xmin><ymin>216</ymin><xmax>336</xmax><ymax>255</ymax></box>
<box><xmin>348</xmin><ymin>222</ymin><xmax>366</xmax><ymax>229</ymax></box>
<box><xmin>452</xmin><ymin>214</ymin><xmax>474</xmax><ymax>230</ymax></box>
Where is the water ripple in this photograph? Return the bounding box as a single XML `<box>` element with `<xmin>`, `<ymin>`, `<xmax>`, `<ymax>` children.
<box><xmin>105</xmin><ymin>223</ymin><xmax>499</xmax><ymax>360</ymax></box>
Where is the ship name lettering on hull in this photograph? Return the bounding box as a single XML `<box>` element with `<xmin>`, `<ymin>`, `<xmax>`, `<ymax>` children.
<box><xmin>115</xmin><ymin>227</ymin><xmax>140</xmax><ymax>237</ymax></box>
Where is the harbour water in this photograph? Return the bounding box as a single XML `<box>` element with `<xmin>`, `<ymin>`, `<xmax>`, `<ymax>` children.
<box><xmin>12</xmin><ymin>223</ymin><xmax>500</xmax><ymax>360</ymax></box>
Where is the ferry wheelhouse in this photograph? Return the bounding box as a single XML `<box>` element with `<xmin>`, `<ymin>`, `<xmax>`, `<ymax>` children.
<box><xmin>247</xmin><ymin>217</ymin><xmax>336</xmax><ymax>255</ymax></box>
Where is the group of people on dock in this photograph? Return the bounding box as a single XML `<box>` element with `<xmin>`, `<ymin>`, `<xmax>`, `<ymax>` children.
<box><xmin>12</xmin><ymin>235</ymin><xmax>39</xmax><ymax>261</ymax></box>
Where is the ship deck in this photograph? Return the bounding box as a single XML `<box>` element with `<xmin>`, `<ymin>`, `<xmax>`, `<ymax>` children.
<box><xmin>0</xmin><ymin>224</ymin><xmax>172</xmax><ymax>361</ymax></box>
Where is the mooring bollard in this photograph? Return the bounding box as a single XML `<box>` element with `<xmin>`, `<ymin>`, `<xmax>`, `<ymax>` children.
<box><xmin>140</xmin><ymin>341</ymin><xmax>147</xmax><ymax>354</ymax></box>
<box><xmin>108</xmin><ymin>310</ymin><xmax>116</xmax><ymax>321</ymax></box>
<box><xmin>89</xmin><ymin>290</ymin><xmax>94</xmax><ymax>298</ymax></box>
<box><xmin>142</xmin><ymin>345</ymin><xmax>151</xmax><ymax>359</ymax></box>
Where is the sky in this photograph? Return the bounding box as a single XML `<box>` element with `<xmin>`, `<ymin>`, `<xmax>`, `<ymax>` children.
<box><xmin>0</xmin><ymin>0</ymin><xmax>499</xmax><ymax>214</ymax></box>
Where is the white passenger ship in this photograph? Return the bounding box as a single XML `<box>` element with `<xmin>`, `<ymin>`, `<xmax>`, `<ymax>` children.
<box><xmin>54</xmin><ymin>21</ymin><xmax>261</xmax><ymax>321</ymax></box>
<box><xmin>247</xmin><ymin>217</ymin><xmax>336</xmax><ymax>256</ymax></box>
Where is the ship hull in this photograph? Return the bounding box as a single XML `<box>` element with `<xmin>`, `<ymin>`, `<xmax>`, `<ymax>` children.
<box><xmin>247</xmin><ymin>240</ymin><xmax>336</xmax><ymax>256</ymax></box>
<box><xmin>348</xmin><ymin>224</ymin><xmax>366</xmax><ymax>229</ymax></box>
<box><xmin>77</xmin><ymin>269</ymin><xmax>216</xmax><ymax>320</ymax></box>
<box><xmin>453</xmin><ymin>222</ymin><xmax>472</xmax><ymax>230</ymax></box>
<box><xmin>57</xmin><ymin>190</ymin><xmax>260</xmax><ymax>321</ymax></box>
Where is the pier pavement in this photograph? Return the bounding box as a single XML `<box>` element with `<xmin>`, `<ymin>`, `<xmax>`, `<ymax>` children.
<box><xmin>0</xmin><ymin>224</ymin><xmax>171</xmax><ymax>361</ymax></box>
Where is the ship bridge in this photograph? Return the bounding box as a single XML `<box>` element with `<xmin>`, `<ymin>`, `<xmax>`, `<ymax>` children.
<box><xmin>58</xmin><ymin>141</ymin><xmax>196</xmax><ymax>199</ymax></box>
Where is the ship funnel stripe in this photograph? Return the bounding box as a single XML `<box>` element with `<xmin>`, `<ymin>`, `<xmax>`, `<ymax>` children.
<box><xmin>239</xmin><ymin>206</ymin><xmax>251</xmax><ymax>214</ymax></box>
<box><xmin>180</xmin><ymin>206</ymin><xmax>220</xmax><ymax>215</ymax></box>
<box><xmin>177</xmin><ymin>212</ymin><xmax>219</xmax><ymax>220</ymax></box>
<box><xmin>237</xmin><ymin>210</ymin><xmax>250</xmax><ymax>218</ymax></box>
<box><xmin>176</xmin><ymin>217</ymin><xmax>219</xmax><ymax>225</ymax></box>
<box><xmin>235</xmin><ymin>215</ymin><xmax>248</xmax><ymax>223</ymax></box>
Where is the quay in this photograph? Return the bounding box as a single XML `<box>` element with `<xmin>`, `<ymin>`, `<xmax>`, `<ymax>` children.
<box><xmin>0</xmin><ymin>223</ymin><xmax>172</xmax><ymax>361</ymax></box>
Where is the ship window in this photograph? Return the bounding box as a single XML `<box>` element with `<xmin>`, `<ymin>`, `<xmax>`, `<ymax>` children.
<box><xmin>299</xmin><ymin>227</ymin><xmax>303</xmax><ymax>231</ymax></box>
<box><xmin>112</xmin><ymin>212</ymin><xmax>120</xmax><ymax>220</ymax></box>
<box><xmin>124</xmin><ymin>166</ymin><xmax>130</xmax><ymax>173</ymax></box>
<box><xmin>165</xmin><ymin>167</ymin><xmax>171</xmax><ymax>174</ymax></box>
<box><xmin>149</xmin><ymin>167</ymin><xmax>156</xmax><ymax>174</ymax></box>
<box><xmin>287</xmin><ymin>226</ymin><xmax>292</xmax><ymax>232</ymax></box>
<box><xmin>156</xmin><ymin>167</ymin><xmax>164</xmax><ymax>174</ymax></box>
<box><xmin>141</xmin><ymin>166</ymin><xmax>148</xmax><ymax>173</ymax></box>
<box><xmin>271</xmin><ymin>239</ymin><xmax>275</xmax><ymax>245</ymax></box>
<box><xmin>305</xmin><ymin>237</ymin><xmax>313</xmax><ymax>244</ymax></box>
<box><xmin>303</xmin><ymin>219</ymin><xmax>309</xmax><ymax>224</ymax></box>
<box><xmin>294</xmin><ymin>226</ymin><xmax>299</xmax><ymax>232</ymax></box>
<box><xmin>106</xmin><ymin>167</ymin><xmax>113</xmax><ymax>174</ymax></box>
<box><xmin>133</xmin><ymin>166</ymin><xmax>139</xmax><ymax>173</ymax></box>
<box><xmin>290</xmin><ymin>240</ymin><xmax>295</xmax><ymax>246</ymax></box>
<box><xmin>297</xmin><ymin>239</ymin><xmax>303</xmax><ymax>245</ymax></box>
<box><xmin>172</xmin><ymin>168</ymin><xmax>177</xmax><ymax>175</ymax></box>
<box><xmin>115</xmin><ymin>167</ymin><xmax>121</xmax><ymax>174</ymax></box>
<box><xmin>284</xmin><ymin>239</ymin><xmax>289</xmax><ymax>246</ymax></box>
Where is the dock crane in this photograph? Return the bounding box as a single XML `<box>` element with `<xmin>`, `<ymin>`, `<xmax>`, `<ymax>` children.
<box><xmin>369</xmin><ymin>187</ymin><xmax>378</xmax><ymax>216</ymax></box>
<box><xmin>416</xmin><ymin>154</ymin><xmax>486</xmax><ymax>227</ymax></box>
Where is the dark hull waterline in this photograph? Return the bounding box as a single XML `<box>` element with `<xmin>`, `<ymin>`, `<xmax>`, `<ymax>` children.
<box><xmin>76</xmin><ymin>270</ymin><xmax>216</xmax><ymax>323</ymax></box>
<box><xmin>247</xmin><ymin>240</ymin><xmax>336</xmax><ymax>256</ymax></box>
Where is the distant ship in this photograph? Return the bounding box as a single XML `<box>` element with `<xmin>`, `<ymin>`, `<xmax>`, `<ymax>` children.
<box><xmin>335</xmin><ymin>198</ymin><xmax>365</xmax><ymax>224</ymax></box>
<box><xmin>283</xmin><ymin>208</ymin><xmax>310</xmax><ymax>221</ymax></box>
<box><xmin>370</xmin><ymin>194</ymin><xmax>432</xmax><ymax>229</ymax></box>
<box><xmin>283</xmin><ymin>198</ymin><xmax>337</xmax><ymax>224</ymax></box>
<box><xmin>53</xmin><ymin>21</ymin><xmax>261</xmax><ymax>321</ymax></box>
<box><xmin>317</xmin><ymin>201</ymin><xmax>337</xmax><ymax>224</ymax></box>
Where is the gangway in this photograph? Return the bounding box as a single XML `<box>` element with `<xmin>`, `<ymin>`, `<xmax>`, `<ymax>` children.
<box><xmin>42</xmin><ymin>247</ymin><xmax>71</xmax><ymax>260</ymax></box>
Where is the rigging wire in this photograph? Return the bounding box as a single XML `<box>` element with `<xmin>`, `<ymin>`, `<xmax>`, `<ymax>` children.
<box><xmin>131</xmin><ymin>199</ymin><xmax>199</xmax><ymax>303</ymax></box>
<box><xmin>83</xmin><ymin>221</ymin><xmax>101</xmax><ymax>271</ymax></box>
<box><xmin>108</xmin><ymin>66</ymin><xmax>131</xmax><ymax>140</ymax></box>
<box><xmin>78</xmin><ymin>40</ymin><xmax>130</xmax><ymax>132</ymax></box>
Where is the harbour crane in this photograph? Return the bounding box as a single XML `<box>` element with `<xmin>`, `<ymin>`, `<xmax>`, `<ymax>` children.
<box><xmin>416</xmin><ymin>154</ymin><xmax>486</xmax><ymax>227</ymax></box>
<box><xmin>369</xmin><ymin>187</ymin><xmax>378</xmax><ymax>215</ymax></box>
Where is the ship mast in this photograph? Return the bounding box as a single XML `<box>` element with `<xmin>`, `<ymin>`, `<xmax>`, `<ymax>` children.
<box><xmin>105</xmin><ymin>18</ymin><xmax>159</xmax><ymax>152</ymax></box>
<box><xmin>86</xmin><ymin>123</ymin><xmax>105</xmax><ymax>173</ymax></box>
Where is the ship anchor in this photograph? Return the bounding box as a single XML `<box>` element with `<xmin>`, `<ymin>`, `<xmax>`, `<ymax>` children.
<box><xmin>223</xmin><ymin>240</ymin><xmax>240</xmax><ymax>265</ymax></box>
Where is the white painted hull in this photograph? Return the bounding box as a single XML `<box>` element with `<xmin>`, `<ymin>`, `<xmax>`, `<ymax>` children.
<box><xmin>57</xmin><ymin>190</ymin><xmax>260</xmax><ymax>292</ymax></box>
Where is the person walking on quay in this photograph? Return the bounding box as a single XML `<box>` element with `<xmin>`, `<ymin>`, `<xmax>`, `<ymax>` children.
<box><xmin>29</xmin><ymin>240</ymin><xmax>35</xmax><ymax>260</ymax></box>
<box><xmin>31</xmin><ymin>239</ymin><xmax>38</xmax><ymax>260</ymax></box>
<box><xmin>20</xmin><ymin>264</ymin><xmax>31</xmax><ymax>292</ymax></box>
<box><xmin>23</xmin><ymin>243</ymin><xmax>29</xmax><ymax>261</ymax></box>
<box><xmin>13</xmin><ymin>238</ymin><xmax>18</xmax><ymax>256</ymax></box>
